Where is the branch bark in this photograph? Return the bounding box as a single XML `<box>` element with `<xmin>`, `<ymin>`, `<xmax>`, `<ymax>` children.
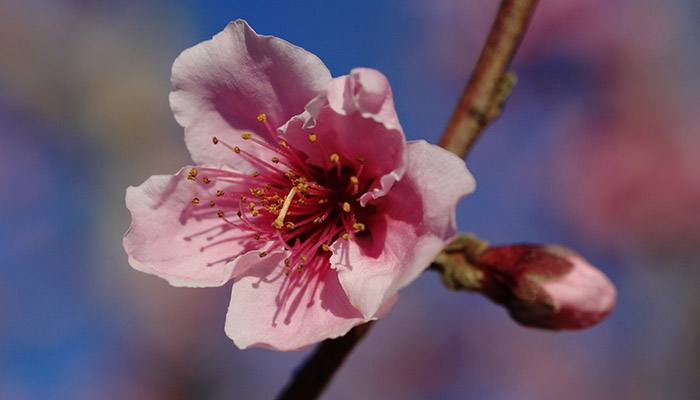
<box><xmin>439</xmin><ymin>0</ymin><xmax>539</xmax><ymax>158</ymax></box>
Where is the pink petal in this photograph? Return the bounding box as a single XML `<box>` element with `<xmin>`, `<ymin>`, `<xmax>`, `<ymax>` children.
<box><xmin>281</xmin><ymin>68</ymin><xmax>406</xmax><ymax>204</ymax></box>
<box><xmin>123</xmin><ymin>167</ymin><xmax>272</xmax><ymax>287</ymax></box>
<box><xmin>170</xmin><ymin>20</ymin><xmax>332</xmax><ymax>168</ymax></box>
<box><xmin>225</xmin><ymin>256</ymin><xmax>371</xmax><ymax>351</ymax></box>
<box><xmin>331</xmin><ymin>140</ymin><xmax>475</xmax><ymax>318</ymax></box>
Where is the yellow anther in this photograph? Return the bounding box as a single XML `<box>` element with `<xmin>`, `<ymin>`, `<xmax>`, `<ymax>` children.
<box><xmin>187</xmin><ymin>175</ymin><xmax>196</xmax><ymax>181</ymax></box>
<box><xmin>257</xmin><ymin>113</ymin><xmax>267</xmax><ymax>122</ymax></box>
<box><xmin>217</xmin><ymin>210</ymin><xmax>225</xmax><ymax>218</ymax></box>
<box><xmin>272</xmin><ymin>187</ymin><xmax>298</xmax><ymax>230</ymax></box>
<box><xmin>248</xmin><ymin>202</ymin><xmax>256</xmax><ymax>210</ymax></box>
<box><xmin>192</xmin><ymin>198</ymin><xmax>200</xmax><ymax>204</ymax></box>
<box><xmin>318</xmin><ymin>199</ymin><xmax>327</xmax><ymax>204</ymax></box>
<box><xmin>252</xmin><ymin>172</ymin><xmax>260</xmax><ymax>178</ymax></box>
<box><xmin>259</xmin><ymin>251</ymin><xmax>268</xmax><ymax>258</ymax></box>
<box><xmin>240</xmin><ymin>196</ymin><xmax>247</xmax><ymax>202</ymax></box>
<box><xmin>254</xmin><ymin>233</ymin><xmax>260</xmax><ymax>240</ymax></box>
<box><xmin>279</xmin><ymin>140</ymin><xmax>288</xmax><ymax>148</ymax></box>
<box><xmin>341</xmin><ymin>233</ymin><xmax>350</xmax><ymax>240</ymax></box>
<box><xmin>353</xmin><ymin>223</ymin><xmax>366</xmax><ymax>232</ymax></box>
<box><xmin>321</xmin><ymin>244</ymin><xmax>330</xmax><ymax>252</ymax></box>
<box><xmin>285</xmin><ymin>222</ymin><xmax>295</xmax><ymax>230</ymax></box>
<box><xmin>251</xmin><ymin>209</ymin><xmax>259</xmax><ymax>216</ymax></box>
<box><xmin>216</xmin><ymin>190</ymin><xmax>224</xmax><ymax>197</ymax></box>
<box><xmin>234</xmin><ymin>146</ymin><xmax>241</xmax><ymax>154</ymax></box>
<box><xmin>357</xmin><ymin>157</ymin><xmax>365</xmax><ymax>165</ymax></box>
<box><xmin>203</xmin><ymin>177</ymin><xmax>211</xmax><ymax>184</ymax></box>
<box><xmin>313</xmin><ymin>217</ymin><xmax>322</xmax><ymax>224</ymax></box>
<box><xmin>209</xmin><ymin>201</ymin><xmax>215</xmax><ymax>207</ymax></box>
<box><xmin>189</xmin><ymin>168</ymin><xmax>198</xmax><ymax>177</ymax></box>
<box><xmin>342</xmin><ymin>202</ymin><xmax>351</xmax><ymax>212</ymax></box>
<box><xmin>330</xmin><ymin>153</ymin><xmax>339</xmax><ymax>163</ymax></box>
<box><xmin>272</xmin><ymin>157</ymin><xmax>279</xmax><ymax>163</ymax></box>
<box><xmin>301</xmin><ymin>254</ymin><xmax>308</xmax><ymax>263</ymax></box>
<box><xmin>285</xmin><ymin>269</ymin><xmax>291</xmax><ymax>276</ymax></box>
<box><xmin>242</xmin><ymin>132</ymin><xmax>252</xmax><ymax>140</ymax></box>
<box><xmin>308</xmin><ymin>134</ymin><xmax>317</xmax><ymax>143</ymax></box>
<box><xmin>212</xmin><ymin>137</ymin><xmax>219</xmax><ymax>144</ymax></box>
<box><xmin>284</xmin><ymin>258</ymin><xmax>291</xmax><ymax>267</ymax></box>
<box><xmin>296</xmin><ymin>265</ymin><xmax>304</xmax><ymax>273</ymax></box>
<box><xmin>350</xmin><ymin>176</ymin><xmax>359</xmax><ymax>184</ymax></box>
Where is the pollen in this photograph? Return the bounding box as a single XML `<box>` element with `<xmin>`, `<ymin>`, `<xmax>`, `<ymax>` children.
<box><xmin>212</xmin><ymin>137</ymin><xmax>219</xmax><ymax>144</ymax></box>
<box><xmin>216</xmin><ymin>190</ymin><xmax>224</xmax><ymax>197</ymax></box>
<box><xmin>192</xmin><ymin>198</ymin><xmax>200</xmax><ymax>204</ymax></box>
<box><xmin>189</xmin><ymin>168</ymin><xmax>198</xmax><ymax>177</ymax></box>
<box><xmin>257</xmin><ymin>113</ymin><xmax>267</xmax><ymax>122</ymax></box>
<box><xmin>350</xmin><ymin>176</ymin><xmax>359</xmax><ymax>184</ymax></box>
<box><xmin>330</xmin><ymin>153</ymin><xmax>339</xmax><ymax>163</ymax></box>
<box><xmin>342</xmin><ymin>202</ymin><xmax>351</xmax><ymax>212</ymax></box>
<box><xmin>308</xmin><ymin>134</ymin><xmax>317</xmax><ymax>143</ymax></box>
<box><xmin>242</xmin><ymin>132</ymin><xmax>252</xmax><ymax>140</ymax></box>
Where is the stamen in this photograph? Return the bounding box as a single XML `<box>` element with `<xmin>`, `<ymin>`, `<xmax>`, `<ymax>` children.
<box><xmin>341</xmin><ymin>233</ymin><xmax>350</xmax><ymax>240</ymax></box>
<box><xmin>273</xmin><ymin>187</ymin><xmax>298</xmax><ymax>229</ymax></box>
<box><xmin>217</xmin><ymin>210</ymin><xmax>225</xmax><ymax>218</ymax></box>
<box><xmin>234</xmin><ymin>146</ymin><xmax>241</xmax><ymax>154</ymax></box>
<box><xmin>353</xmin><ymin>223</ymin><xmax>365</xmax><ymax>232</ymax></box>
<box><xmin>308</xmin><ymin>134</ymin><xmax>317</xmax><ymax>143</ymax></box>
<box><xmin>342</xmin><ymin>202</ymin><xmax>351</xmax><ymax>212</ymax></box>
<box><xmin>259</xmin><ymin>251</ymin><xmax>268</xmax><ymax>258</ymax></box>
<box><xmin>192</xmin><ymin>198</ymin><xmax>200</xmax><ymax>204</ymax></box>
<box><xmin>216</xmin><ymin>190</ymin><xmax>224</xmax><ymax>197</ymax></box>
<box><xmin>212</xmin><ymin>137</ymin><xmax>219</xmax><ymax>144</ymax></box>
<box><xmin>321</xmin><ymin>244</ymin><xmax>330</xmax><ymax>251</ymax></box>
<box><xmin>257</xmin><ymin>113</ymin><xmax>267</xmax><ymax>122</ymax></box>
<box><xmin>202</xmin><ymin>177</ymin><xmax>211</xmax><ymax>184</ymax></box>
<box><xmin>209</xmin><ymin>201</ymin><xmax>215</xmax><ymax>207</ymax></box>
<box><xmin>350</xmin><ymin>176</ymin><xmax>359</xmax><ymax>184</ymax></box>
<box><xmin>242</xmin><ymin>132</ymin><xmax>252</xmax><ymax>140</ymax></box>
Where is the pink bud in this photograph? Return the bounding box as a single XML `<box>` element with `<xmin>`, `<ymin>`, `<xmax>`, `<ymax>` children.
<box><xmin>474</xmin><ymin>245</ymin><xmax>616</xmax><ymax>330</ymax></box>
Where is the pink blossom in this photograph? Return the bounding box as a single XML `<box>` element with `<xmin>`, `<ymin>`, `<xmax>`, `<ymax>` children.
<box><xmin>123</xmin><ymin>20</ymin><xmax>475</xmax><ymax>351</ymax></box>
<box><xmin>474</xmin><ymin>244</ymin><xmax>616</xmax><ymax>330</ymax></box>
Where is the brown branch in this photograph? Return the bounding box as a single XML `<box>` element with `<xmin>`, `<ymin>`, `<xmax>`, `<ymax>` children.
<box><xmin>277</xmin><ymin>2</ymin><xmax>539</xmax><ymax>399</ymax></box>
<box><xmin>277</xmin><ymin>322</ymin><xmax>375</xmax><ymax>400</ymax></box>
<box><xmin>439</xmin><ymin>0</ymin><xmax>539</xmax><ymax>158</ymax></box>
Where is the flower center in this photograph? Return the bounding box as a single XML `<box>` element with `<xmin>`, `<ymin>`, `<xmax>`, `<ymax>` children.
<box><xmin>187</xmin><ymin>114</ymin><xmax>371</xmax><ymax>275</ymax></box>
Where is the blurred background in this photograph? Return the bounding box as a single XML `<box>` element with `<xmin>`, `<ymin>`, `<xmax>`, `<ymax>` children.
<box><xmin>1</xmin><ymin>0</ymin><xmax>698</xmax><ymax>399</ymax></box>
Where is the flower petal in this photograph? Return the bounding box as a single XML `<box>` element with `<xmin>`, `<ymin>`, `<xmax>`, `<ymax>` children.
<box><xmin>331</xmin><ymin>140</ymin><xmax>475</xmax><ymax>318</ymax></box>
<box><xmin>123</xmin><ymin>167</ymin><xmax>272</xmax><ymax>287</ymax></box>
<box><xmin>170</xmin><ymin>20</ymin><xmax>332</xmax><ymax>167</ymax></box>
<box><xmin>225</xmin><ymin>256</ymin><xmax>368</xmax><ymax>351</ymax></box>
<box><xmin>281</xmin><ymin>68</ymin><xmax>406</xmax><ymax>204</ymax></box>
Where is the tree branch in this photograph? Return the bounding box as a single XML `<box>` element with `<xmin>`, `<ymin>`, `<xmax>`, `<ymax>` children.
<box><xmin>277</xmin><ymin>322</ymin><xmax>374</xmax><ymax>400</ymax></box>
<box><xmin>439</xmin><ymin>0</ymin><xmax>539</xmax><ymax>158</ymax></box>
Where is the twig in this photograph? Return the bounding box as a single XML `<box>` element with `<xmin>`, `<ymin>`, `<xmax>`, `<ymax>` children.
<box><xmin>277</xmin><ymin>322</ymin><xmax>374</xmax><ymax>400</ymax></box>
<box><xmin>277</xmin><ymin>1</ymin><xmax>539</xmax><ymax>399</ymax></box>
<box><xmin>439</xmin><ymin>0</ymin><xmax>539</xmax><ymax>158</ymax></box>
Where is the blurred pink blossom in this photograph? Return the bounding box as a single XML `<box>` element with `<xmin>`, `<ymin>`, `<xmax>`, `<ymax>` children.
<box><xmin>124</xmin><ymin>21</ymin><xmax>475</xmax><ymax>351</ymax></box>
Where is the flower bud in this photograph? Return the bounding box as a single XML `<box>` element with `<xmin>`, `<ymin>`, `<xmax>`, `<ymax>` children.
<box><xmin>474</xmin><ymin>244</ymin><xmax>616</xmax><ymax>330</ymax></box>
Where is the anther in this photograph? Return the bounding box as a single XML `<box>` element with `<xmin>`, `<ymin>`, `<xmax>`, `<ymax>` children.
<box><xmin>285</xmin><ymin>222</ymin><xmax>295</xmax><ymax>230</ymax></box>
<box><xmin>192</xmin><ymin>198</ymin><xmax>200</xmax><ymax>204</ymax></box>
<box><xmin>241</xmin><ymin>196</ymin><xmax>247</xmax><ymax>202</ymax></box>
<box><xmin>301</xmin><ymin>255</ymin><xmax>308</xmax><ymax>263</ymax></box>
<box><xmin>308</xmin><ymin>134</ymin><xmax>317</xmax><ymax>143</ymax></box>
<box><xmin>248</xmin><ymin>202</ymin><xmax>256</xmax><ymax>210</ymax></box>
<box><xmin>234</xmin><ymin>146</ymin><xmax>241</xmax><ymax>154</ymax></box>
<box><xmin>257</xmin><ymin>113</ymin><xmax>267</xmax><ymax>122</ymax></box>
<box><xmin>284</xmin><ymin>258</ymin><xmax>291</xmax><ymax>267</ymax></box>
<box><xmin>330</xmin><ymin>154</ymin><xmax>340</xmax><ymax>163</ymax></box>
<box><xmin>254</xmin><ymin>233</ymin><xmax>260</xmax><ymax>240</ymax></box>
<box><xmin>209</xmin><ymin>201</ymin><xmax>215</xmax><ymax>207</ymax></box>
<box><xmin>296</xmin><ymin>265</ymin><xmax>303</xmax><ymax>273</ymax></box>
<box><xmin>321</xmin><ymin>244</ymin><xmax>330</xmax><ymax>252</ymax></box>
<box><xmin>342</xmin><ymin>202</ymin><xmax>351</xmax><ymax>212</ymax></box>
<box><xmin>237</xmin><ymin>210</ymin><xmax>242</xmax><ymax>217</ymax></box>
<box><xmin>189</xmin><ymin>168</ymin><xmax>198</xmax><ymax>177</ymax></box>
<box><xmin>212</xmin><ymin>137</ymin><xmax>219</xmax><ymax>144</ymax></box>
<box><xmin>203</xmin><ymin>177</ymin><xmax>211</xmax><ymax>184</ymax></box>
<box><xmin>342</xmin><ymin>233</ymin><xmax>350</xmax><ymax>240</ymax></box>
<box><xmin>251</xmin><ymin>210</ymin><xmax>259</xmax><ymax>216</ymax></box>
<box><xmin>259</xmin><ymin>251</ymin><xmax>268</xmax><ymax>258</ymax></box>
<box><xmin>350</xmin><ymin>176</ymin><xmax>359</xmax><ymax>184</ymax></box>
<box><xmin>252</xmin><ymin>172</ymin><xmax>260</xmax><ymax>178</ymax></box>
<box><xmin>353</xmin><ymin>223</ymin><xmax>366</xmax><ymax>232</ymax></box>
<box><xmin>216</xmin><ymin>190</ymin><xmax>224</xmax><ymax>197</ymax></box>
<box><xmin>357</xmin><ymin>157</ymin><xmax>365</xmax><ymax>164</ymax></box>
<box><xmin>217</xmin><ymin>210</ymin><xmax>225</xmax><ymax>218</ymax></box>
<box><xmin>272</xmin><ymin>157</ymin><xmax>279</xmax><ymax>163</ymax></box>
<box><xmin>279</xmin><ymin>140</ymin><xmax>288</xmax><ymax>148</ymax></box>
<box><xmin>242</xmin><ymin>132</ymin><xmax>252</xmax><ymax>140</ymax></box>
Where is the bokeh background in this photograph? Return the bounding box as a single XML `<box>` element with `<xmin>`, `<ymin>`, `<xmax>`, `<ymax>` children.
<box><xmin>2</xmin><ymin>0</ymin><xmax>699</xmax><ymax>399</ymax></box>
